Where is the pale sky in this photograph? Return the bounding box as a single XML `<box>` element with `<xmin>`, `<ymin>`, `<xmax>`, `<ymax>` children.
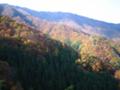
<box><xmin>0</xmin><ymin>0</ymin><xmax>120</xmax><ymax>23</ymax></box>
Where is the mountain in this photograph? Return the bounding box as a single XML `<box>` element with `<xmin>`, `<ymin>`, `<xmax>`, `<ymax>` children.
<box><xmin>0</xmin><ymin>4</ymin><xmax>120</xmax><ymax>38</ymax></box>
<box><xmin>0</xmin><ymin>16</ymin><xmax>119</xmax><ymax>90</ymax></box>
<box><xmin>0</xmin><ymin>3</ymin><xmax>120</xmax><ymax>70</ymax></box>
<box><xmin>0</xmin><ymin>4</ymin><xmax>120</xmax><ymax>39</ymax></box>
<box><xmin>0</xmin><ymin>15</ymin><xmax>78</xmax><ymax>90</ymax></box>
<box><xmin>0</xmin><ymin>4</ymin><xmax>120</xmax><ymax>90</ymax></box>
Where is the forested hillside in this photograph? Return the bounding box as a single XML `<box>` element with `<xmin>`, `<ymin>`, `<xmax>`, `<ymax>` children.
<box><xmin>0</xmin><ymin>3</ymin><xmax>120</xmax><ymax>90</ymax></box>
<box><xmin>0</xmin><ymin>4</ymin><xmax>120</xmax><ymax>39</ymax></box>
<box><xmin>0</xmin><ymin>16</ymin><xmax>119</xmax><ymax>90</ymax></box>
<box><xmin>0</xmin><ymin>4</ymin><xmax>120</xmax><ymax>66</ymax></box>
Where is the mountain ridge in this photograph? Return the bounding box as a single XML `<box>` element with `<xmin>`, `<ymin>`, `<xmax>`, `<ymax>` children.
<box><xmin>0</xmin><ymin>4</ymin><xmax>120</xmax><ymax>64</ymax></box>
<box><xmin>0</xmin><ymin>3</ymin><xmax>120</xmax><ymax>39</ymax></box>
<box><xmin>0</xmin><ymin>4</ymin><xmax>120</xmax><ymax>90</ymax></box>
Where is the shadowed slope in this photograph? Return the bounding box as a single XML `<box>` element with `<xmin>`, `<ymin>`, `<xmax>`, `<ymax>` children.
<box><xmin>0</xmin><ymin>16</ymin><xmax>119</xmax><ymax>90</ymax></box>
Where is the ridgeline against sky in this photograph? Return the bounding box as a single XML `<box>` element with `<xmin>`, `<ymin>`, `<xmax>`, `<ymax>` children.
<box><xmin>0</xmin><ymin>0</ymin><xmax>120</xmax><ymax>23</ymax></box>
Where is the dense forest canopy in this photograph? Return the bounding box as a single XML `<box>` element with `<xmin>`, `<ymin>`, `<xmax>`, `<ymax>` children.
<box><xmin>0</xmin><ymin>4</ymin><xmax>120</xmax><ymax>90</ymax></box>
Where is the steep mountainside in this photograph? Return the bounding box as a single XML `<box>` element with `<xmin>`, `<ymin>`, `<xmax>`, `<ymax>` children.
<box><xmin>23</xmin><ymin>10</ymin><xmax>120</xmax><ymax>38</ymax></box>
<box><xmin>0</xmin><ymin>3</ymin><xmax>120</xmax><ymax>90</ymax></box>
<box><xmin>0</xmin><ymin>16</ymin><xmax>119</xmax><ymax>90</ymax></box>
<box><xmin>0</xmin><ymin>16</ymin><xmax>77</xmax><ymax>90</ymax></box>
<box><xmin>0</xmin><ymin>4</ymin><xmax>120</xmax><ymax>71</ymax></box>
<box><xmin>0</xmin><ymin>4</ymin><xmax>120</xmax><ymax>39</ymax></box>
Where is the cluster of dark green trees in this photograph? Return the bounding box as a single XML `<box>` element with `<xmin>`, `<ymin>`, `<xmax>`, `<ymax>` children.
<box><xmin>0</xmin><ymin>37</ymin><xmax>119</xmax><ymax>90</ymax></box>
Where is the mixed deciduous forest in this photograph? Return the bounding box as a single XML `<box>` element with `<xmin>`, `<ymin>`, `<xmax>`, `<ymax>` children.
<box><xmin>0</xmin><ymin>15</ymin><xmax>120</xmax><ymax>90</ymax></box>
<box><xmin>0</xmin><ymin>4</ymin><xmax>120</xmax><ymax>90</ymax></box>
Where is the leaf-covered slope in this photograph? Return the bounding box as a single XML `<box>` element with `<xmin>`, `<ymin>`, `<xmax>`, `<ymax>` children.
<box><xmin>0</xmin><ymin>16</ymin><xmax>119</xmax><ymax>90</ymax></box>
<box><xmin>0</xmin><ymin>3</ymin><xmax>120</xmax><ymax>70</ymax></box>
<box><xmin>0</xmin><ymin>16</ymin><xmax>76</xmax><ymax>90</ymax></box>
<box><xmin>23</xmin><ymin>10</ymin><xmax>120</xmax><ymax>39</ymax></box>
<box><xmin>36</xmin><ymin>21</ymin><xmax>120</xmax><ymax>68</ymax></box>
<box><xmin>0</xmin><ymin>4</ymin><xmax>120</xmax><ymax>39</ymax></box>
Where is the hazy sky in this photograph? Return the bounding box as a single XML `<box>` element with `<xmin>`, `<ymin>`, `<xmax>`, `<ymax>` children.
<box><xmin>0</xmin><ymin>0</ymin><xmax>120</xmax><ymax>23</ymax></box>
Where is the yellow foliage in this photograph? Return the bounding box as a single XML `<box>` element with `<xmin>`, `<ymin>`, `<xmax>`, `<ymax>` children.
<box><xmin>75</xmin><ymin>59</ymin><xmax>81</xmax><ymax>64</ymax></box>
<box><xmin>92</xmin><ymin>61</ymin><xmax>102</xmax><ymax>72</ymax></box>
<box><xmin>114</xmin><ymin>70</ymin><xmax>120</xmax><ymax>80</ymax></box>
<box><xmin>24</xmin><ymin>39</ymin><xmax>31</xmax><ymax>45</ymax></box>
